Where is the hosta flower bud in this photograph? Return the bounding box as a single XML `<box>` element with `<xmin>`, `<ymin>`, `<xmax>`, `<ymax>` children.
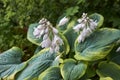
<box><xmin>73</xmin><ymin>24</ymin><xmax>85</xmax><ymax>32</ymax></box>
<box><xmin>45</xmin><ymin>27</ymin><xmax>49</xmax><ymax>33</ymax></box>
<box><xmin>77</xmin><ymin>19</ymin><xmax>82</xmax><ymax>23</ymax></box>
<box><xmin>116</xmin><ymin>46</ymin><xmax>120</xmax><ymax>52</ymax></box>
<box><xmin>33</xmin><ymin>27</ymin><xmax>41</xmax><ymax>38</ymax></box>
<box><xmin>41</xmin><ymin>37</ymin><xmax>51</xmax><ymax>48</ymax></box>
<box><xmin>58</xmin><ymin>16</ymin><xmax>69</xmax><ymax>26</ymax></box>
<box><xmin>52</xmin><ymin>27</ymin><xmax>58</xmax><ymax>34</ymax></box>
<box><xmin>43</xmin><ymin>34</ymin><xmax>48</xmax><ymax>40</ymax></box>
<box><xmin>55</xmin><ymin>55</ymin><xmax>61</xmax><ymax>61</ymax></box>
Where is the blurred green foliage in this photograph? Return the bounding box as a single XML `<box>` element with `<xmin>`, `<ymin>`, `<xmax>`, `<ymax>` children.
<box><xmin>0</xmin><ymin>0</ymin><xmax>120</xmax><ymax>53</ymax></box>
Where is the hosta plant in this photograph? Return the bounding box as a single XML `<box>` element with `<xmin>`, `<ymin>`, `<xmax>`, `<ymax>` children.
<box><xmin>0</xmin><ymin>13</ymin><xmax>120</xmax><ymax>80</ymax></box>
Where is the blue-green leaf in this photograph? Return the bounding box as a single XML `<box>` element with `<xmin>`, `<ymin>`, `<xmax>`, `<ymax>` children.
<box><xmin>75</xmin><ymin>28</ymin><xmax>120</xmax><ymax>61</ymax></box>
<box><xmin>63</xmin><ymin>19</ymin><xmax>78</xmax><ymax>52</ymax></box>
<box><xmin>16</xmin><ymin>49</ymin><xmax>58</xmax><ymax>80</ymax></box>
<box><xmin>0</xmin><ymin>47</ymin><xmax>26</xmax><ymax>79</ymax></box>
<box><xmin>97</xmin><ymin>61</ymin><xmax>120</xmax><ymax>80</ymax></box>
<box><xmin>38</xmin><ymin>67</ymin><xmax>62</xmax><ymax>80</ymax></box>
<box><xmin>60</xmin><ymin>59</ymin><xmax>87</xmax><ymax>80</ymax></box>
<box><xmin>107</xmin><ymin>45</ymin><xmax>120</xmax><ymax>65</ymax></box>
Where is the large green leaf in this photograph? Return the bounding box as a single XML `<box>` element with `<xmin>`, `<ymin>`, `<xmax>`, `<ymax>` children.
<box><xmin>60</xmin><ymin>59</ymin><xmax>87</xmax><ymax>80</ymax></box>
<box><xmin>79</xmin><ymin>65</ymin><xmax>96</xmax><ymax>80</ymax></box>
<box><xmin>38</xmin><ymin>67</ymin><xmax>62</xmax><ymax>80</ymax></box>
<box><xmin>89</xmin><ymin>13</ymin><xmax>104</xmax><ymax>28</ymax></box>
<box><xmin>96</xmin><ymin>61</ymin><xmax>120</xmax><ymax>80</ymax></box>
<box><xmin>16</xmin><ymin>48</ymin><xmax>58</xmax><ymax>80</ymax></box>
<box><xmin>63</xmin><ymin>19</ymin><xmax>78</xmax><ymax>52</ymax></box>
<box><xmin>59</xmin><ymin>33</ymin><xmax>70</xmax><ymax>55</ymax></box>
<box><xmin>0</xmin><ymin>47</ymin><xmax>26</xmax><ymax>80</ymax></box>
<box><xmin>75</xmin><ymin>28</ymin><xmax>120</xmax><ymax>61</ymax></box>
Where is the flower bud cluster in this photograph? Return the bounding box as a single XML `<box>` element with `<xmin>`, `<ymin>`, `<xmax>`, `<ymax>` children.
<box><xmin>33</xmin><ymin>18</ymin><xmax>63</xmax><ymax>53</ymax></box>
<box><xmin>73</xmin><ymin>13</ymin><xmax>98</xmax><ymax>43</ymax></box>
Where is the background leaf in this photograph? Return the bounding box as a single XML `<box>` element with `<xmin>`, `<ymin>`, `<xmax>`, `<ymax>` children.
<box><xmin>65</xmin><ymin>6</ymin><xmax>79</xmax><ymax>16</ymax></box>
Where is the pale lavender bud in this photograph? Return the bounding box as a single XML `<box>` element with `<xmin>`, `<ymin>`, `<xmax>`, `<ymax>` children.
<box><xmin>58</xmin><ymin>16</ymin><xmax>69</xmax><ymax>26</ymax></box>
<box><xmin>55</xmin><ymin>55</ymin><xmax>61</xmax><ymax>61</ymax></box>
<box><xmin>49</xmin><ymin>47</ymin><xmax>54</xmax><ymax>53</ymax></box>
<box><xmin>82</xmin><ymin>13</ymin><xmax>87</xmax><ymax>18</ymax></box>
<box><xmin>54</xmin><ymin>35</ymin><xmax>63</xmax><ymax>45</ymax></box>
<box><xmin>78</xmin><ymin>34</ymin><xmax>85</xmax><ymax>43</ymax></box>
<box><xmin>43</xmin><ymin>34</ymin><xmax>48</xmax><ymax>40</ymax></box>
<box><xmin>116</xmin><ymin>46</ymin><xmax>120</xmax><ymax>52</ymax></box>
<box><xmin>73</xmin><ymin>23</ymin><xmax>85</xmax><ymax>32</ymax></box>
<box><xmin>37</xmin><ymin>25</ymin><xmax>43</xmax><ymax>30</ymax></box>
<box><xmin>90</xmin><ymin>21</ymin><xmax>97</xmax><ymax>30</ymax></box>
<box><xmin>77</xmin><ymin>29</ymin><xmax>90</xmax><ymax>43</ymax></box>
<box><xmin>33</xmin><ymin>27</ymin><xmax>41</xmax><ymax>38</ymax></box>
<box><xmin>40</xmin><ymin>29</ymin><xmax>45</xmax><ymax>36</ymax></box>
<box><xmin>52</xmin><ymin>27</ymin><xmax>58</xmax><ymax>34</ymax></box>
<box><xmin>77</xmin><ymin>19</ymin><xmax>82</xmax><ymax>23</ymax></box>
<box><xmin>41</xmin><ymin>38</ymin><xmax>51</xmax><ymax>48</ymax></box>
<box><xmin>45</xmin><ymin>27</ymin><xmax>49</xmax><ymax>33</ymax></box>
<box><xmin>86</xmin><ymin>27</ymin><xmax>92</xmax><ymax>33</ymax></box>
<box><xmin>55</xmin><ymin>46</ymin><xmax>60</xmax><ymax>53</ymax></box>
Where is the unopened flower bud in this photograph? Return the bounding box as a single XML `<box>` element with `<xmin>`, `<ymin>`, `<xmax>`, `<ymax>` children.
<box><xmin>116</xmin><ymin>46</ymin><xmax>120</xmax><ymax>52</ymax></box>
<box><xmin>53</xmin><ymin>27</ymin><xmax>58</xmax><ymax>34</ymax></box>
<box><xmin>58</xmin><ymin>16</ymin><xmax>69</xmax><ymax>26</ymax></box>
<box><xmin>41</xmin><ymin>38</ymin><xmax>51</xmax><ymax>48</ymax></box>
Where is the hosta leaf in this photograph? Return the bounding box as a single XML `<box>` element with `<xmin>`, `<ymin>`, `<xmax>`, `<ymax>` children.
<box><xmin>59</xmin><ymin>33</ymin><xmax>70</xmax><ymax>55</ymax></box>
<box><xmin>89</xmin><ymin>13</ymin><xmax>104</xmax><ymax>28</ymax></box>
<box><xmin>27</xmin><ymin>23</ymin><xmax>42</xmax><ymax>46</ymax></box>
<box><xmin>96</xmin><ymin>61</ymin><xmax>120</xmax><ymax>80</ymax></box>
<box><xmin>16</xmin><ymin>49</ymin><xmax>58</xmax><ymax>80</ymax></box>
<box><xmin>0</xmin><ymin>47</ymin><xmax>27</xmax><ymax>79</ymax></box>
<box><xmin>100</xmin><ymin>77</ymin><xmax>113</xmax><ymax>80</ymax></box>
<box><xmin>79</xmin><ymin>65</ymin><xmax>96</xmax><ymax>80</ymax></box>
<box><xmin>75</xmin><ymin>28</ymin><xmax>120</xmax><ymax>61</ymax></box>
<box><xmin>38</xmin><ymin>67</ymin><xmax>62</xmax><ymax>80</ymax></box>
<box><xmin>107</xmin><ymin>45</ymin><xmax>120</xmax><ymax>65</ymax></box>
<box><xmin>63</xmin><ymin>19</ymin><xmax>78</xmax><ymax>52</ymax></box>
<box><xmin>34</xmin><ymin>46</ymin><xmax>43</xmax><ymax>54</ymax></box>
<box><xmin>61</xmin><ymin>59</ymin><xmax>87</xmax><ymax>80</ymax></box>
